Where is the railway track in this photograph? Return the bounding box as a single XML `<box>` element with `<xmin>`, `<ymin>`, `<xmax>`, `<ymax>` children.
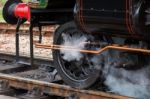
<box><xmin>0</xmin><ymin>22</ymin><xmax>54</xmax><ymax>59</ymax></box>
<box><xmin>0</xmin><ymin>54</ymin><xmax>133</xmax><ymax>99</ymax></box>
<box><xmin>0</xmin><ymin>22</ymin><xmax>133</xmax><ymax>99</ymax></box>
<box><xmin>0</xmin><ymin>22</ymin><xmax>56</xmax><ymax>34</ymax></box>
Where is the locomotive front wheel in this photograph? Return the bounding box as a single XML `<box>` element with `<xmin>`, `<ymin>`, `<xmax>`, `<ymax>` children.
<box><xmin>53</xmin><ymin>21</ymin><xmax>100</xmax><ymax>88</ymax></box>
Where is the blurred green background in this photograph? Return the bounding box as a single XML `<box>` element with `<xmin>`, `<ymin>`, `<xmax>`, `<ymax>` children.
<box><xmin>0</xmin><ymin>0</ymin><xmax>28</xmax><ymax>22</ymax></box>
<box><xmin>0</xmin><ymin>0</ymin><xmax>6</xmax><ymax>21</ymax></box>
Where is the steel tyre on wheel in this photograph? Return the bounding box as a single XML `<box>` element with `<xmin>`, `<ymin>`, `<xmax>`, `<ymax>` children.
<box><xmin>53</xmin><ymin>21</ymin><xmax>100</xmax><ymax>89</ymax></box>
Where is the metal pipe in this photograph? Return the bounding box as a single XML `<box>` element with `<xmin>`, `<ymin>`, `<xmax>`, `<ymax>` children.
<box><xmin>35</xmin><ymin>43</ymin><xmax>150</xmax><ymax>54</ymax></box>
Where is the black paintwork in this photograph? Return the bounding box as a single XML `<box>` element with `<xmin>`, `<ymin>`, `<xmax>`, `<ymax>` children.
<box><xmin>3</xmin><ymin>0</ymin><xmax>75</xmax><ymax>25</ymax></box>
<box><xmin>46</xmin><ymin>0</ymin><xmax>75</xmax><ymax>8</ymax></box>
<box><xmin>75</xmin><ymin>0</ymin><xmax>150</xmax><ymax>41</ymax></box>
<box><xmin>3</xmin><ymin>0</ymin><xmax>150</xmax><ymax>41</ymax></box>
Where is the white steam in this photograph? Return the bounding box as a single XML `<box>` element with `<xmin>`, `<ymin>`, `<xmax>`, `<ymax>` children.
<box><xmin>105</xmin><ymin>75</ymin><xmax>150</xmax><ymax>99</ymax></box>
<box><xmin>60</xmin><ymin>33</ymin><xmax>150</xmax><ymax>99</ymax></box>
<box><xmin>60</xmin><ymin>33</ymin><xmax>87</xmax><ymax>61</ymax></box>
<box><xmin>101</xmin><ymin>50</ymin><xmax>150</xmax><ymax>99</ymax></box>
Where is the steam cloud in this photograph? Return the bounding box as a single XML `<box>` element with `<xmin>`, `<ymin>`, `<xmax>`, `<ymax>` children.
<box><xmin>60</xmin><ymin>32</ymin><xmax>88</xmax><ymax>61</ymax></box>
<box><xmin>103</xmin><ymin>50</ymin><xmax>150</xmax><ymax>99</ymax></box>
<box><xmin>60</xmin><ymin>33</ymin><xmax>150</xmax><ymax>99</ymax></box>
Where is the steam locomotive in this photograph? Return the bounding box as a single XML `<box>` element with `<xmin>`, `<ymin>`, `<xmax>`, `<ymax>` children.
<box><xmin>2</xmin><ymin>0</ymin><xmax>150</xmax><ymax>98</ymax></box>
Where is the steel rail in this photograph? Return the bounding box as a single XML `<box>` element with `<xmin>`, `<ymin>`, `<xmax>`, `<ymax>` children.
<box><xmin>0</xmin><ymin>73</ymin><xmax>133</xmax><ymax>99</ymax></box>
<box><xmin>0</xmin><ymin>53</ymin><xmax>53</xmax><ymax>67</ymax></box>
<box><xmin>0</xmin><ymin>22</ymin><xmax>56</xmax><ymax>34</ymax></box>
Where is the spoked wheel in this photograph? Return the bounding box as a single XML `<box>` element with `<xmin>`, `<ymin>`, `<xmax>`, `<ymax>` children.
<box><xmin>53</xmin><ymin>21</ymin><xmax>100</xmax><ymax>88</ymax></box>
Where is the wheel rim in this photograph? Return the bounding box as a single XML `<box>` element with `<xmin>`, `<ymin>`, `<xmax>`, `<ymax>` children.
<box><xmin>56</xmin><ymin>27</ymin><xmax>99</xmax><ymax>82</ymax></box>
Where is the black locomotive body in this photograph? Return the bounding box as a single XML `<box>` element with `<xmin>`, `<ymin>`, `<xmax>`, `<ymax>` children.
<box><xmin>75</xmin><ymin>0</ymin><xmax>150</xmax><ymax>41</ymax></box>
<box><xmin>2</xmin><ymin>0</ymin><xmax>150</xmax><ymax>98</ymax></box>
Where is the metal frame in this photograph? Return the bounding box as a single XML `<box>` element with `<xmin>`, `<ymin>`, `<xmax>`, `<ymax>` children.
<box><xmin>16</xmin><ymin>18</ymin><xmax>22</xmax><ymax>63</ymax></box>
<box><xmin>15</xmin><ymin>18</ymin><xmax>43</xmax><ymax>66</ymax></box>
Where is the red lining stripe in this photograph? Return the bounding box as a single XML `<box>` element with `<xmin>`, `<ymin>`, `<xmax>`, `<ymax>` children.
<box><xmin>128</xmin><ymin>0</ymin><xmax>135</xmax><ymax>34</ymax></box>
<box><xmin>77</xmin><ymin>0</ymin><xmax>85</xmax><ymax>31</ymax></box>
<box><xmin>77</xmin><ymin>0</ymin><xmax>82</xmax><ymax>29</ymax></box>
<box><xmin>126</xmin><ymin>0</ymin><xmax>132</xmax><ymax>34</ymax></box>
<box><xmin>126</xmin><ymin>0</ymin><xmax>135</xmax><ymax>34</ymax></box>
<box><xmin>80</xmin><ymin>0</ymin><xmax>86</xmax><ymax>31</ymax></box>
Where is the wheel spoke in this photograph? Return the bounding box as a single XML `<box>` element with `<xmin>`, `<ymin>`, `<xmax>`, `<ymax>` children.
<box><xmin>53</xmin><ymin>21</ymin><xmax>100</xmax><ymax>88</ymax></box>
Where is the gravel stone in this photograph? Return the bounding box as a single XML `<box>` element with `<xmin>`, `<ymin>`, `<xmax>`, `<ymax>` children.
<box><xmin>0</xmin><ymin>95</ymin><xmax>18</xmax><ymax>99</ymax></box>
<box><xmin>0</xmin><ymin>30</ymin><xmax>54</xmax><ymax>60</ymax></box>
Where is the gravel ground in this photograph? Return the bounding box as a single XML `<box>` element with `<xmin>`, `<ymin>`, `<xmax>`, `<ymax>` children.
<box><xmin>0</xmin><ymin>95</ymin><xmax>18</xmax><ymax>99</ymax></box>
<box><xmin>13</xmin><ymin>67</ymin><xmax>61</xmax><ymax>82</ymax></box>
<box><xmin>0</xmin><ymin>28</ymin><xmax>55</xmax><ymax>60</ymax></box>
